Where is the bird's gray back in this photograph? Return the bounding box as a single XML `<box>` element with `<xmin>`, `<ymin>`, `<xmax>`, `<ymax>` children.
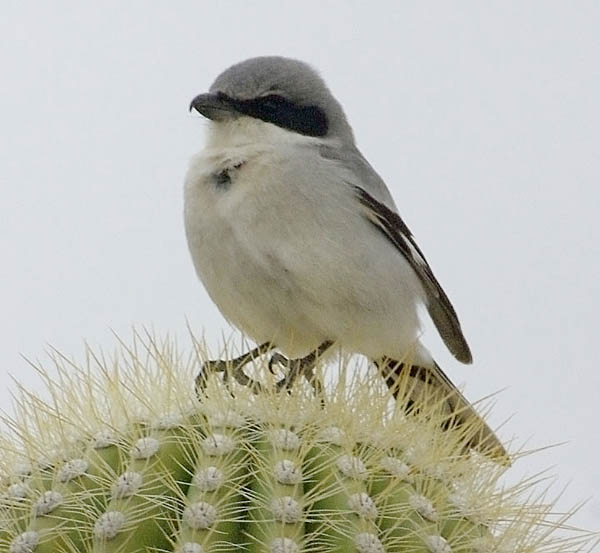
<box><xmin>318</xmin><ymin>142</ymin><xmax>398</xmax><ymax>212</ymax></box>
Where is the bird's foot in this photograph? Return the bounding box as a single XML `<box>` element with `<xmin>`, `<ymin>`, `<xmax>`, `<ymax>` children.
<box><xmin>269</xmin><ymin>341</ymin><xmax>334</xmax><ymax>394</ymax></box>
<box><xmin>268</xmin><ymin>353</ymin><xmax>305</xmax><ymax>390</ymax></box>
<box><xmin>195</xmin><ymin>342</ymin><xmax>274</xmax><ymax>397</ymax></box>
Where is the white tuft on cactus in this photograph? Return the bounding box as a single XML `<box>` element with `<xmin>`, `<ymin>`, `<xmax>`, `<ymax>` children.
<box><xmin>131</xmin><ymin>437</ymin><xmax>161</xmax><ymax>459</ymax></box>
<box><xmin>354</xmin><ymin>532</ymin><xmax>385</xmax><ymax>553</ymax></box>
<box><xmin>94</xmin><ymin>511</ymin><xmax>126</xmax><ymax>540</ymax></box>
<box><xmin>7</xmin><ymin>483</ymin><xmax>30</xmax><ymax>499</ymax></box>
<box><xmin>183</xmin><ymin>501</ymin><xmax>218</xmax><ymax>530</ymax></box>
<box><xmin>57</xmin><ymin>458</ymin><xmax>89</xmax><ymax>482</ymax></box>
<box><xmin>348</xmin><ymin>492</ymin><xmax>378</xmax><ymax>520</ymax></box>
<box><xmin>180</xmin><ymin>542</ymin><xmax>204</xmax><ymax>553</ymax></box>
<box><xmin>270</xmin><ymin>537</ymin><xmax>300</xmax><ymax>553</ymax></box>
<box><xmin>409</xmin><ymin>493</ymin><xmax>438</xmax><ymax>521</ymax></box>
<box><xmin>336</xmin><ymin>453</ymin><xmax>368</xmax><ymax>480</ymax></box>
<box><xmin>268</xmin><ymin>428</ymin><xmax>301</xmax><ymax>451</ymax></box>
<box><xmin>274</xmin><ymin>459</ymin><xmax>303</xmax><ymax>485</ymax></box>
<box><xmin>155</xmin><ymin>412</ymin><xmax>186</xmax><ymax>429</ymax></box>
<box><xmin>317</xmin><ymin>426</ymin><xmax>347</xmax><ymax>445</ymax></box>
<box><xmin>192</xmin><ymin>466</ymin><xmax>224</xmax><ymax>492</ymax></box>
<box><xmin>93</xmin><ymin>429</ymin><xmax>118</xmax><ymax>449</ymax></box>
<box><xmin>201</xmin><ymin>433</ymin><xmax>235</xmax><ymax>456</ymax></box>
<box><xmin>379</xmin><ymin>455</ymin><xmax>411</xmax><ymax>479</ymax></box>
<box><xmin>9</xmin><ymin>531</ymin><xmax>39</xmax><ymax>553</ymax></box>
<box><xmin>425</xmin><ymin>535</ymin><xmax>452</xmax><ymax>553</ymax></box>
<box><xmin>33</xmin><ymin>490</ymin><xmax>63</xmax><ymax>516</ymax></box>
<box><xmin>112</xmin><ymin>471</ymin><xmax>143</xmax><ymax>498</ymax></box>
<box><xmin>271</xmin><ymin>496</ymin><xmax>303</xmax><ymax>523</ymax></box>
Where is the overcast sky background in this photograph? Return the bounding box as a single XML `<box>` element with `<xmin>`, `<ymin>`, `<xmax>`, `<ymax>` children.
<box><xmin>1</xmin><ymin>1</ymin><xmax>599</xmax><ymax>535</ymax></box>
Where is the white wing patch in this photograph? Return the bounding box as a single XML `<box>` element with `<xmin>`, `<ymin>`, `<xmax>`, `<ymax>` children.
<box><xmin>401</xmin><ymin>234</ymin><xmax>428</xmax><ymax>267</ymax></box>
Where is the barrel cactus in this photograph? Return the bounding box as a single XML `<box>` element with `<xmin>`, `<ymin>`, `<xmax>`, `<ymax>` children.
<box><xmin>0</xmin><ymin>333</ymin><xmax>595</xmax><ymax>553</ymax></box>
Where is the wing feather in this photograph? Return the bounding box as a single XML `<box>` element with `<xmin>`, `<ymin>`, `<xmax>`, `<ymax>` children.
<box><xmin>354</xmin><ymin>185</ymin><xmax>473</xmax><ymax>364</ymax></box>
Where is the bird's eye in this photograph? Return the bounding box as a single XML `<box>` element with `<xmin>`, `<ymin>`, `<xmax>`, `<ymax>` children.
<box><xmin>260</xmin><ymin>94</ymin><xmax>286</xmax><ymax>110</ymax></box>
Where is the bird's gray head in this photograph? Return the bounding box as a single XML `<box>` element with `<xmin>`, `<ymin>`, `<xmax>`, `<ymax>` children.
<box><xmin>190</xmin><ymin>56</ymin><xmax>354</xmax><ymax>143</ymax></box>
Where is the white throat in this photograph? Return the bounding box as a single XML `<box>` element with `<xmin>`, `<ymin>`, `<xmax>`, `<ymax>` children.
<box><xmin>204</xmin><ymin>116</ymin><xmax>329</xmax><ymax>151</ymax></box>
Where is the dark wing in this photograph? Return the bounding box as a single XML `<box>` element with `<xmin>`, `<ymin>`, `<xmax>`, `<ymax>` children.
<box><xmin>354</xmin><ymin>185</ymin><xmax>473</xmax><ymax>364</ymax></box>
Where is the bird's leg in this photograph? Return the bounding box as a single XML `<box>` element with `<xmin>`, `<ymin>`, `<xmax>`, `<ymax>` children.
<box><xmin>269</xmin><ymin>341</ymin><xmax>334</xmax><ymax>392</ymax></box>
<box><xmin>195</xmin><ymin>341</ymin><xmax>275</xmax><ymax>396</ymax></box>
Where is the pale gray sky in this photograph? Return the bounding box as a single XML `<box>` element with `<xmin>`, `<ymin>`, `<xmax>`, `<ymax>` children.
<box><xmin>1</xmin><ymin>1</ymin><xmax>599</xmax><ymax>533</ymax></box>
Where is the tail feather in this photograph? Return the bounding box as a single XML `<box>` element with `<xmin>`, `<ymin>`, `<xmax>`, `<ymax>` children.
<box><xmin>376</xmin><ymin>358</ymin><xmax>509</xmax><ymax>465</ymax></box>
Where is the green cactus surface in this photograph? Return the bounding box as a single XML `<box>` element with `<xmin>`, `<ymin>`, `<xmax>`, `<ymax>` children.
<box><xmin>0</xmin><ymin>333</ymin><xmax>596</xmax><ymax>553</ymax></box>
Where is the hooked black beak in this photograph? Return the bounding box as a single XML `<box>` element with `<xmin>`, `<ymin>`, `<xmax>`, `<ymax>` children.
<box><xmin>189</xmin><ymin>92</ymin><xmax>238</xmax><ymax>121</ymax></box>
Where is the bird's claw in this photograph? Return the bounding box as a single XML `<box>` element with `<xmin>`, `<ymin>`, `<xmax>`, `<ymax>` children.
<box><xmin>268</xmin><ymin>352</ymin><xmax>290</xmax><ymax>375</ymax></box>
<box><xmin>268</xmin><ymin>352</ymin><xmax>319</xmax><ymax>392</ymax></box>
<box><xmin>195</xmin><ymin>359</ymin><xmax>226</xmax><ymax>395</ymax></box>
<box><xmin>195</xmin><ymin>357</ymin><xmax>264</xmax><ymax>397</ymax></box>
<box><xmin>194</xmin><ymin>343</ymin><xmax>274</xmax><ymax>397</ymax></box>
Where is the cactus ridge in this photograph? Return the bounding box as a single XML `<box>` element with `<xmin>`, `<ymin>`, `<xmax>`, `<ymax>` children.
<box><xmin>0</xmin><ymin>333</ymin><xmax>597</xmax><ymax>553</ymax></box>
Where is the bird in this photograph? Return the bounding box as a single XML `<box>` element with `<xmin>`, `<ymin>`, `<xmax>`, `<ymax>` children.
<box><xmin>185</xmin><ymin>56</ymin><xmax>507</xmax><ymax>462</ymax></box>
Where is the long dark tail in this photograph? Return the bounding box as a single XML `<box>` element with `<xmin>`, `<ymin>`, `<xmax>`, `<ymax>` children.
<box><xmin>375</xmin><ymin>357</ymin><xmax>509</xmax><ymax>465</ymax></box>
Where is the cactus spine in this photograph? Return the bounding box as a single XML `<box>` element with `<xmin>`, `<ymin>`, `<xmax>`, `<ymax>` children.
<box><xmin>0</xmin><ymin>334</ymin><xmax>596</xmax><ymax>552</ymax></box>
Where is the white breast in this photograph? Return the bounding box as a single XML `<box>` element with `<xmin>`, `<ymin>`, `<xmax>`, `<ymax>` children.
<box><xmin>184</xmin><ymin>119</ymin><xmax>333</xmax><ymax>353</ymax></box>
<box><xmin>184</xmin><ymin>118</ymin><xmax>424</xmax><ymax>359</ymax></box>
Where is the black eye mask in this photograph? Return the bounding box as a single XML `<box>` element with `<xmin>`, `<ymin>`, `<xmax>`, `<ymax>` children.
<box><xmin>218</xmin><ymin>92</ymin><xmax>329</xmax><ymax>137</ymax></box>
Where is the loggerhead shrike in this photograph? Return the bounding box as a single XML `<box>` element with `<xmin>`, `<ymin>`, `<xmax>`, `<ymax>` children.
<box><xmin>185</xmin><ymin>56</ymin><xmax>507</xmax><ymax>461</ymax></box>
